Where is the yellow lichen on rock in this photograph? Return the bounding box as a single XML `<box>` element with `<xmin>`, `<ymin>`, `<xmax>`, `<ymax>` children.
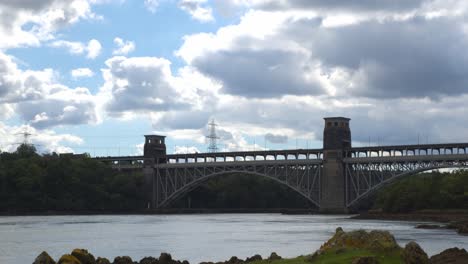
<box><xmin>57</xmin><ymin>254</ymin><xmax>82</xmax><ymax>264</ymax></box>
<box><xmin>71</xmin><ymin>248</ymin><xmax>96</xmax><ymax>264</ymax></box>
<box><xmin>318</xmin><ymin>227</ymin><xmax>401</xmax><ymax>254</ymax></box>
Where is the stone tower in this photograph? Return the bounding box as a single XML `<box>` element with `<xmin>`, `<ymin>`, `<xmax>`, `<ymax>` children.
<box><xmin>143</xmin><ymin>135</ymin><xmax>167</xmax><ymax>208</ymax></box>
<box><xmin>320</xmin><ymin>117</ymin><xmax>351</xmax><ymax>213</ymax></box>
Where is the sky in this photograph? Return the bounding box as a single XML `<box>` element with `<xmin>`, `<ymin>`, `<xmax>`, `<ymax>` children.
<box><xmin>1</xmin><ymin>0</ymin><xmax>468</xmax><ymax>156</ymax></box>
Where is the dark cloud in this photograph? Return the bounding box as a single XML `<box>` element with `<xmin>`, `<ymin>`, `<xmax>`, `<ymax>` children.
<box><xmin>17</xmin><ymin>99</ymin><xmax>97</xmax><ymax>129</ymax></box>
<box><xmin>286</xmin><ymin>17</ymin><xmax>468</xmax><ymax>99</ymax></box>
<box><xmin>193</xmin><ymin>48</ymin><xmax>324</xmax><ymax>98</ymax></box>
<box><xmin>249</xmin><ymin>0</ymin><xmax>427</xmax><ymax>12</ymax></box>
<box><xmin>104</xmin><ymin>56</ymin><xmax>190</xmax><ymax>115</ymax></box>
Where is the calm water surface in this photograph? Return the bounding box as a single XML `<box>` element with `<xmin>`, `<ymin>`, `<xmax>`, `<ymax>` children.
<box><xmin>0</xmin><ymin>214</ymin><xmax>467</xmax><ymax>264</ymax></box>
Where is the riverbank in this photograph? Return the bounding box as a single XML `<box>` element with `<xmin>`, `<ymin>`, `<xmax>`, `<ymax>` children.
<box><xmin>352</xmin><ymin>209</ymin><xmax>468</xmax><ymax>235</ymax></box>
<box><xmin>32</xmin><ymin>228</ymin><xmax>468</xmax><ymax>264</ymax></box>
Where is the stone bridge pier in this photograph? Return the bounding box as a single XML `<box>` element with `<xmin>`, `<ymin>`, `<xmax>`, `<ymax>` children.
<box><xmin>320</xmin><ymin>117</ymin><xmax>351</xmax><ymax>213</ymax></box>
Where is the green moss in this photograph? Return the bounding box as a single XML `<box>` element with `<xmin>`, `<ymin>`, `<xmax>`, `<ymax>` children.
<box><xmin>57</xmin><ymin>254</ymin><xmax>82</xmax><ymax>264</ymax></box>
<box><xmin>247</xmin><ymin>250</ymin><xmax>404</xmax><ymax>264</ymax></box>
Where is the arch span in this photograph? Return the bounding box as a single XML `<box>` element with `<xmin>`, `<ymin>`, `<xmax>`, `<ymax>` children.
<box><xmin>156</xmin><ymin>169</ymin><xmax>321</xmax><ymax>209</ymax></box>
<box><xmin>346</xmin><ymin>164</ymin><xmax>468</xmax><ymax>209</ymax></box>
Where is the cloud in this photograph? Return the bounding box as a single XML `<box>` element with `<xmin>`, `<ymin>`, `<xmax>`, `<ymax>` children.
<box><xmin>71</xmin><ymin>68</ymin><xmax>94</xmax><ymax>79</ymax></box>
<box><xmin>0</xmin><ymin>122</ymin><xmax>83</xmax><ymax>154</ymax></box>
<box><xmin>0</xmin><ymin>0</ymin><xmax>103</xmax><ymax>49</ymax></box>
<box><xmin>229</xmin><ymin>0</ymin><xmax>428</xmax><ymax>12</ymax></box>
<box><xmin>50</xmin><ymin>39</ymin><xmax>102</xmax><ymax>59</ymax></box>
<box><xmin>144</xmin><ymin>0</ymin><xmax>159</xmax><ymax>13</ymax></box>
<box><xmin>0</xmin><ymin>51</ymin><xmax>98</xmax><ymax>128</ymax></box>
<box><xmin>113</xmin><ymin>37</ymin><xmax>135</xmax><ymax>55</ymax></box>
<box><xmin>100</xmin><ymin>56</ymin><xmax>193</xmax><ymax>116</ymax></box>
<box><xmin>179</xmin><ymin>0</ymin><xmax>214</xmax><ymax>22</ymax></box>
<box><xmin>265</xmin><ymin>133</ymin><xmax>288</xmax><ymax>144</ymax></box>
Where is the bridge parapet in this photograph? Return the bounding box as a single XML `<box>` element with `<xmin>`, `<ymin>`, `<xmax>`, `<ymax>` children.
<box><xmin>346</xmin><ymin>143</ymin><xmax>468</xmax><ymax>158</ymax></box>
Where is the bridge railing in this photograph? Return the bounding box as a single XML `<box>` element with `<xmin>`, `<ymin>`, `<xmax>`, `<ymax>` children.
<box><xmin>346</xmin><ymin>143</ymin><xmax>468</xmax><ymax>159</ymax></box>
<box><xmin>165</xmin><ymin>149</ymin><xmax>324</xmax><ymax>164</ymax></box>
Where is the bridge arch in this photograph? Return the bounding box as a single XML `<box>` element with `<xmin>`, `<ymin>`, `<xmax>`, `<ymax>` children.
<box><xmin>157</xmin><ymin>170</ymin><xmax>321</xmax><ymax>209</ymax></box>
<box><xmin>347</xmin><ymin>164</ymin><xmax>468</xmax><ymax>209</ymax></box>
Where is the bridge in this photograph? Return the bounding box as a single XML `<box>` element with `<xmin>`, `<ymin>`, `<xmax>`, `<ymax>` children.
<box><xmin>96</xmin><ymin>117</ymin><xmax>468</xmax><ymax>213</ymax></box>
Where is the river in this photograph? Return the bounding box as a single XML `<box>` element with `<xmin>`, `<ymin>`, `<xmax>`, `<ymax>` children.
<box><xmin>0</xmin><ymin>214</ymin><xmax>466</xmax><ymax>264</ymax></box>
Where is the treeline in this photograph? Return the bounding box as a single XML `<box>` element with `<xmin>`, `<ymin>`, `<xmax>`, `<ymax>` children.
<box><xmin>373</xmin><ymin>170</ymin><xmax>468</xmax><ymax>213</ymax></box>
<box><xmin>172</xmin><ymin>173</ymin><xmax>314</xmax><ymax>209</ymax></box>
<box><xmin>0</xmin><ymin>144</ymin><xmax>147</xmax><ymax>213</ymax></box>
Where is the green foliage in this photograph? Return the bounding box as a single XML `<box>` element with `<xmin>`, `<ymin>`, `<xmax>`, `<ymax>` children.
<box><xmin>248</xmin><ymin>251</ymin><xmax>403</xmax><ymax>264</ymax></box>
<box><xmin>0</xmin><ymin>147</ymin><xmax>146</xmax><ymax>213</ymax></box>
<box><xmin>374</xmin><ymin>170</ymin><xmax>468</xmax><ymax>213</ymax></box>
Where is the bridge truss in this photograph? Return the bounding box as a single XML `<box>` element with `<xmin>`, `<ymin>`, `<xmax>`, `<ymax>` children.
<box><xmin>152</xmin><ymin>160</ymin><xmax>322</xmax><ymax>208</ymax></box>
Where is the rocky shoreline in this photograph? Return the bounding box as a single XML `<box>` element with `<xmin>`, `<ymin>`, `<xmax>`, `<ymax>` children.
<box><xmin>33</xmin><ymin>228</ymin><xmax>468</xmax><ymax>264</ymax></box>
<box><xmin>352</xmin><ymin>210</ymin><xmax>468</xmax><ymax>235</ymax></box>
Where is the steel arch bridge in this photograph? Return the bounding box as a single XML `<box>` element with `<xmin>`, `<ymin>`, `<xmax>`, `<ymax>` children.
<box><xmin>98</xmin><ymin>143</ymin><xmax>468</xmax><ymax>211</ymax></box>
<box><xmin>94</xmin><ymin>117</ymin><xmax>468</xmax><ymax>212</ymax></box>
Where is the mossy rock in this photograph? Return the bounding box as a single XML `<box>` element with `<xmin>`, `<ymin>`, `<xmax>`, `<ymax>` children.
<box><xmin>140</xmin><ymin>256</ymin><xmax>158</xmax><ymax>264</ymax></box>
<box><xmin>113</xmin><ymin>256</ymin><xmax>133</xmax><ymax>264</ymax></box>
<box><xmin>402</xmin><ymin>241</ymin><xmax>428</xmax><ymax>264</ymax></box>
<box><xmin>71</xmin><ymin>249</ymin><xmax>95</xmax><ymax>264</ymax></box>
<box><xmin>33</xmin><ymin>251</ymin><xmax>56</xmax><ymax>264</ymax></box>
<box><xmin>57</xmin><ymin>254</ymin><xmax>82</xmax><ymax>264</ymax></box>
<box><xmin>318</xmin><ymin>227</ymin><xmax>400</xmax><ymax>255</ymax></box>
<box><xmin>96</xmin><ymin>257</ymin><xmax>111</xmax><ymax>264</ymax></box>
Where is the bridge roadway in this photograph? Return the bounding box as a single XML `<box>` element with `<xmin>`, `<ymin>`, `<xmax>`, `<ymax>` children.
<box><xmin>95</xmin><ymin>142</ymin><xmax>468</xmax><ymax>168</ymax></box>
<box><xmin>95</xmin><ymin>142</ymin><xmax>468</xmax><ymax>210</ymax></box>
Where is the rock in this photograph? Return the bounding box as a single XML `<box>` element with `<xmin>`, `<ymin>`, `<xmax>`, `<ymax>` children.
<box><xmin>318</xmin><ymin>227</ymin><xmax>400</xmax><ymax>254</ymax></box>
<box><xmin>159</xmin><ymin>253</ymin><xmax>172</xmax><ymax>264</ymax></box>
<box><xmin>182</xmin><ymin>261</ymin><xmax>189</xmax><ymax>264</ymax></box>
<box><xmin>415</xmin><ymin>224</ymin><xmax>441</xmax><ymax>229</ymax></box>
<box><xmin>351</xmin><ymin>256</ymin><xmax>379</xmax><ymax>264</ymax></box>
<box><xmin>402</xmin><ymin>241</ymin><xmax>429</xmax><ymax>264</ymax></box>
<box><xmin>245</xmin><ymin>255</ymin><xmax>262</xmax><ymax>262</ymax></box>
<box><xmin>57</xmin><ymin>254</ymin><xmax>82</xmax><ymax>264</ymax></box>
<box><xmin>227</xmin><ymin>256</ymin><xmax>242</xmax><ymax>264</ymax></box>
<box><xmin>139</xmin><ymin>257</ymin><xmax>158</xmax><ymax>264</ymax></box>
<box><xmin>71</xmin><ymin>249</ymin><xmax>95</xmax><ymax>264</ymax></box>
<box><xmin>33</xmin><ymin>251</ymin><xmax>56</xmax><ymax>264</ymax></box>
<box><xmin>429</xmin><ymin>247</ymin><xmax>468</xmax><ymax>264</ymax></box>
<box><xmin>457</xmin><ymin>223</ymin><xmax>468</xmax><ymax>235</ymax></box>
<box><xmin>113</xmin><ymin>256</ymin><xmax>134</xmax><ymax>264</ymax></box>
<box><xmin>268</xmin><ymin>252</ymin><xmax>281</xmax><ymax>261</ymax></box>
<box><xmin>96</xmin><ymin>257</ymin><xmax>110</xmax><ymax>264</ymax></box>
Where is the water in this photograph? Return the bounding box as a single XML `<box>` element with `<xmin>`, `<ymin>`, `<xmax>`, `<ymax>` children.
<box><xmin>0</xmin><ymin>214</ymin><xmax>466</xmax><ymax>264</ymax></box>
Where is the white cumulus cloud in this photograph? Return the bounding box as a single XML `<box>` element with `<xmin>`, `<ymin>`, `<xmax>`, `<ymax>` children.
<box><xmin>113</xmin><ymin>37</ymin><xmax>135</xmax><ymax>55</ymax></box>
<box><xmin>71</xmin><ymin>68</ymin><xmax>94</xmax><ymax>79</ymax></box>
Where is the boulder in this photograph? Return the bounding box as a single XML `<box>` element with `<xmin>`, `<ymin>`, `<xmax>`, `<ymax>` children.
<box><xmin>139</xmin><ymin>257</ymin><xmax>158</xmax><ymax>264</ymax></box>
<box><xmin>57</xmin><ymin>254</ymin><xmax>82</xmax><ymax>264</ymax></box>
<box><xmin>33</xmin><ymin>251</ymin><xmax>56</xmax><ymax>264</ymax></box>
<box><xmin>402</xmin><ymin>241</ymin><xmax>429</xmax><ymax>264</ymax></box>
<box><xmin>96</xmin><ymin>257</ymin><xmax>111</xmax><ymax>264</ymax></box>
<box><xmin>71</xmin><ymin>249</ymin><xmax>96</xmax><ymax>264</ymax></box>
<box><xmin>113</xmin><ymin>256</ymin><xmax>134</xmax><ymax>264</ymax></box>
<box><xmin>268</xmin><ymin>252</ymin><xmax>281</xmax><ymax>261</ymax></box>
<box><xmin>318</xmin><ymin>227</ymin><xmax>400</xmax><ymax>254</ymax></box>
<box><xmin>159</xmin><ymin>253</ymin><xmax>172</xmax><ymax>264</ymax></box>
<box><xmin>351</xmin><ymin>256</ymin><xmax>379</xmax><ymax>264</ymax></box>
<box><xmin>227</xmin><ymin>256</ymin><xmax>242</xmax><ymax>264</ymax></box>
<box><xmin>429</xmin><ymin>247</ymin><xmax>468</xmax><ymax>264</ymax></box>
<box><xmin>245</xmin><ymin>255</ymin><xmax>262</xmax><ymax>262</ymax></box>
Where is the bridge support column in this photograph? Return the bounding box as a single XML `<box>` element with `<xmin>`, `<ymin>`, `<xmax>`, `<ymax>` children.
<box><xmin>143</xmin><ymin>166</ymin><xmax>156</xmax><ymax>209</ymax></box>
<box><xmin>320</xmin><ymin>150</ymin><xmax>347</xmax><ymax>213</ymax></box>
<box><xmin>319</xmin><ymin>117</ymin><xmax>351</xmax><ymax>213</ymax></box>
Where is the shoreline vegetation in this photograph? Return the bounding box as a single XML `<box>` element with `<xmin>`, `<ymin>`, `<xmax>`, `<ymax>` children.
<box><xmin>33</xmin><ymin>228</ymin><xmax>468</xmax><ymax>264</ymax></box>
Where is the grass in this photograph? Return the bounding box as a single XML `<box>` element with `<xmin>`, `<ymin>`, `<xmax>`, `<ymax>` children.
<box><xmin>249</xmin><ymin>249</ymin><xmax>403</xmax><ymax>264</ymax></box>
